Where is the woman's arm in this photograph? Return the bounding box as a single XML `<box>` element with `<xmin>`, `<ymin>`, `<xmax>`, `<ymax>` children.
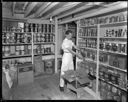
<box><xmin>67</xmin><ymin>48</ymin><xmax>83</xmax><ymax>59</ymax></box>
<box><xmin>73</xmin><ymin>44</ymin><xmax>81</xmax><ymax>52</ymax></box>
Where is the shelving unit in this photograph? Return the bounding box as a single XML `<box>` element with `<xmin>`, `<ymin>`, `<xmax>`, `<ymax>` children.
<box><xmin>2</xmin><ymin>19</ymin><xmax>56</xmax><ymax>79</ymax></box>
<box><xmin>76</xmin><ymin>9</ymin><xmax>127</xmax><ymax>100</ymax></box>
<box><xmin>26</xmin><ymin>20</ymin><xmax>56</xmax><ymax>75</ymax></box>
<box><xmin>2</xmin><ymin>2</ymin><xmax>127</xmax><ymax>100</ymax></box>
<box><xmin>2</xmin><ymin>24</ymin><xmax>33</xmax><ymax>62</ymax></box>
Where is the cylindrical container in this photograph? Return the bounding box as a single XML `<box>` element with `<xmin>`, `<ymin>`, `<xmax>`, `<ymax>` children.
<box><xmin>16</xmin><ymin>46</ymin><xmax>20</xmax><ymax>56</ymax></box>
<box><xmin>28</xmin><ymin>45</ymin><xmax>32</xmax><ymax>54</ymax></box>
<box><xmin>42</xmin><ymin>24</ymin><xmax>44</xmax><ymax>33</ymax></box>
<box><xmin>24</xmin><ymin>45</ymin><xmax>28</xmax><ymax>55</ymax></box>
<box><xmin>121</xmin><ymin>44</ymin><xmax>126</xmax><ymax>53</ymax></box>
<box><xmin>38</xmin><ymin>24</ymin><xmax>42</xmax><ymax>33</ymax></box>
<box><xmin>4</xmin><ymin>46</ymin><xmax>10</xmax><ymax>57</ymax></box>
<box><xmin>121</xmin><ymin>91</ymin><xmax>127</xmax><ymax>102</ymax></box>
<box><xmin>38</xmin><ymin>33</ymin><xmax>40</xmax><ymax>42</ymax></box>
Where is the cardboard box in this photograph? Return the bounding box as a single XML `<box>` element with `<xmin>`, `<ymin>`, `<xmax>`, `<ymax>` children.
<box><xmin>18</xmin><ymin>63</ymin><xmax>34</xmax><ymax>85</ymax></box>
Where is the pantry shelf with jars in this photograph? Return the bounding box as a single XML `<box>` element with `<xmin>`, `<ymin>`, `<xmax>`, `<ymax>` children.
<box><xmin>2</xmin><ymin>19</ymin><xmax>56</xmax><ymax>79</ymax></box>
<box><xmin>25</xmin><ymin>20</ymin><xmax>56</xmax><ymax>75</ymax></box>
<box><xmin>76</xmin><ymin>9</ymin><xmax>127</xmax><ymax>100</ymax></box>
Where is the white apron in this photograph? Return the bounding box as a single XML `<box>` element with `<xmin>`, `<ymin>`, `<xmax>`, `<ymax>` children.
<box><xmin>60</xmin><ymin>38</ymin><xmax>74</xmax><ymax>87</ymax></box>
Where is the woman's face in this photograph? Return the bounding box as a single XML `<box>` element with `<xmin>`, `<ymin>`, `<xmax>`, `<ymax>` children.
<box><xmin>67</xmin><ymin>33</ymin><xmax>72</xmax><ymax>39</ymax></box>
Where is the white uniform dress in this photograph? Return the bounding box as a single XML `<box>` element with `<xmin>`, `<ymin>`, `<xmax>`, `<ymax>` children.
<box><xmin>60</xmin><ymin>38</ymin><xmax>74</xmax><ymax>87</ymax></box>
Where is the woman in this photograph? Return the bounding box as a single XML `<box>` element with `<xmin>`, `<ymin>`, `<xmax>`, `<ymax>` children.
<box><xmin>59</xmin><ymin>30</ymin><xmax>83</xmax><ymax>92</ymax></box>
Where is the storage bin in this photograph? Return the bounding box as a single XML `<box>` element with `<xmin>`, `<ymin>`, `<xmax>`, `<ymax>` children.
<box><xmin>44</xmin><ymin>59</ymin><xmax>54</xmax><ymax>74</ymax></box>
<box><xmin>18</xmin><ymin>63</ymin><xmax>34</xmax><ymax>85</ymax></box>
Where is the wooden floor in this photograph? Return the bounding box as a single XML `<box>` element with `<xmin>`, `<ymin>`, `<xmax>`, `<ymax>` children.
<box><xmin>12</xmin><ymin>73</ymin><xmax>96</xmax><ymax>100</ymax></box>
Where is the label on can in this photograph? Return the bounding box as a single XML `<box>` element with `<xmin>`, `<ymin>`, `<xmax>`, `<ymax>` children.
<box><xmin>111</xmin><ymin>86</ymin><xmax>117</xmax><ymax>94</ymax></box>
<box><xmin>121</xmin><ymin>94</ymin><xmax>127</xmax><ymax>102</ymax></box>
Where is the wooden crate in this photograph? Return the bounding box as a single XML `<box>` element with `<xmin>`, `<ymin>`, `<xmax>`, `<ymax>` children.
<box><xmin>18</xmin><ymin>63</ymin><xmax>34</xmax><ymax>85</ymax></box>
<box><xmin>44</xmin><ymin>59</ymin><xmax>54</xmax><ymax>74</ymax></box>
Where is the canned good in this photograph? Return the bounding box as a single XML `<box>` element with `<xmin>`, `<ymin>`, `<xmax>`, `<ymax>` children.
<box><xmin>107</xmin><ymin>91</ymin><xmax>113</xmax><ymax>100</ymax></box>
<box><xmin>16</xmin><ymin>51</ymin><xmax>19</xmax><ymax>56</ymax></box>
<box><xmin>21</xmin><ymin>50</ymin><xmax>24</xmax><ymax>55</ymax></box>
<box><xmin>111</xmin><ymin>86</ymin><xmax>118</xmax><ymax>94</ymax></box>
<box><xmin>121</xmin><ymin>91</ymin><xmax>127</xmax><ymax>102</ymax></box>
<box><xmin>113</xmin><ymin>95</ymin><xmax>121</xmax><ymax>102</ymax></box>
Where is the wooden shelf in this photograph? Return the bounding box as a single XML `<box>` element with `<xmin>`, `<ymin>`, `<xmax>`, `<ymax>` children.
<box><xmin>90</xmin><ymin>74</ymin><xmax>127</xmax><ymax>92</ymax></box>
<box><xmin>80</xmin><ymin>47</ymin><xmax>97</xmax><ymax>51</ymax></box>
<box><xmin>99</xmin><ymin>49</ymin><xmax>127</xmax><ymax>56</ymax></box>
<box><xmin>3</xmin><ymin>43</ymin><xmax>31</xmax><ymax>46</ymax></box>
<box><xmin>99</xmin><ymin>62</ymin><xmax>127</xmax><ymax>73</ymax></box>
<box><xmin>3</xmin><ymin>54</ymin><xmax>32</xmax><ymax>59</ymax></box>
<box><xmin>3</xmin><ymin>31</ymin><xmax>31</xmax><ymax>33</ymax></box>
<box><xmin>80</xmin><ymin>25</ymin><xmax>97</xmax><ymax>28</ymax></box>
<box><xmin>34</xmin><ymin>42</ymin><xmax>55</xmax><ymax>45</ymax></box>
<box><xmin>34</xmin><ymin>53</ymin><xmax>54</xmax><ymax>56</ymax></box>
<box><xmin>100</xmin><ymin>21</ymin><xmax>127</xmax><ymax>28</ymax></box>
<box><xmin>79</xmin><ymin>36</ymin><xmax>97</xmax><ymax>39</ymax></box>
<box><xmin>100</xmin><ymin>37</ymin><xmax>127</xmax><ymax>39</ymax></box>
<box><xmin>99</xmin><ymin>77</ymin><xmax>127</xmax><ymax>92</ymax></box>
<box><xmin>33</xmin><ymin>32</ymin><xmax>55</xmax><ymax>34</ymax></box>
<box><xmin>84</xmin><ymin>58</ymin><xmax>97</xmax><ymax>63</ymax></box>
<box><xmin>79</xmin><ymin>21</ymin><xmax>127</xmax><ymax>28</ymax></box>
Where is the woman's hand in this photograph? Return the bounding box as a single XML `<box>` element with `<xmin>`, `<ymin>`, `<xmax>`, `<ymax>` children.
<box><xmin>76</xmin><ymin>53</ymin><xmax>83</xmax><ymax>59</ymax></box>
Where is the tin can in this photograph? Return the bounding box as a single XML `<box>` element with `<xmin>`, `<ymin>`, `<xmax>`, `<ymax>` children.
<box><xmin>121</xmin><ymin>91</ymin><xmax>127</xmax><ymax>102</ymax></box>
<box><xmin>107</xmin><ymin>91</ymin><xmax>113</xmax><ymax>100</ymax></box>
<box><xmin>111</xmin><ymin>86</ymin><xmax>118</xmax><ymax>95</ymax></box>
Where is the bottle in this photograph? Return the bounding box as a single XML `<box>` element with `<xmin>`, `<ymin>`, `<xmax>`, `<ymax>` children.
<box><xmin>47</xmin><ymin>24</ymin><xmax>49</xmax><ymax>33</ymax></box>
<box><xmin>45</xmin><ymin>24</ymin><xmax>47</xmax><ymax>33</ymax></box>
<box><xmin>33</xmin><ymin>23</ymin><xmax>35</xmax><ymax>32</ymax></box>
<box><xmin>6</xmin><ymin>33</ymin><xmax>10</xmax><ymax>43</ymax></box>
<box><xmin>119</xmin><ymin>13</ymin><xmax>125</xmax><ymax>22</ymax></box>
<box><xmin>2</xmin><ymin>32</ymin><xmax>4</xmax><ymax>43</ymax></box>
<box><xmin>49</xmin><ymin>24</ymin><xmax>51</xmax><ymax>33</ymax></box>
<box><xmin>46</xmin><ymin>34</ymin><xmax>48</xmax><ymax>42</ymax></box>
<box><xmin>38</xmin><ymin>24</ymin><xmax>41</xmax><ymax>33</ymax></box>
<box><xmin>42</xmin><ymin>24</ymin><xmax>45</xmax><ymax>33</ymax></box>
<box><xmin>42</xmin><ymin>33</ymin><xmax>45</xmax><ymax>42</ymax></box>
<box><xmin>10</xmin><ymin>46</ymin><xmax>15</xmax><ymax>55</ymax></box>
<box><xmin>122</xmin><ymin>28</ymin><xmax>127</xmax><ymax>38</ymax></box>
<box><xmin>38</xmin><ymin>33</ymin><xmax>40</xmax><ymax>42</ymax></box>
<box><xmin>118</xmin><ymin>29</ymin><xmax>123</xmax><ymax>37</ymax></box>
<box><xmin>41</xmin><ymin>45</ymin><xmax>44</xmax><ymax>54</ymax></box>
<box><xmin>2</xmin><ymin>46</ymin><xmax>5</xmax><ymax>57</ymax></box>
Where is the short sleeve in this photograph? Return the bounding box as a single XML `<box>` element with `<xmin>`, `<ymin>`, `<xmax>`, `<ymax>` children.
<box><xmin>71</xmin><ymin>41</ymin><xmax>75</xmax><ymax>47</ymax></box>
<box><xmin>62</xmin><ymin>39</ymin><xmax>73</xmax><ymax>52</ymax></box>
<box><xmin>62</xmin><ymin>41</ymin><xmax>70</xmax><ymax>49</ymax></box>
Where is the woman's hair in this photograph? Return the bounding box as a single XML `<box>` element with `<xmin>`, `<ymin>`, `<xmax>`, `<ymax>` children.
<box><xmin>65</xmin><ymin>30</ymin><xmax>72</xmax><ymax>35</ymax></box>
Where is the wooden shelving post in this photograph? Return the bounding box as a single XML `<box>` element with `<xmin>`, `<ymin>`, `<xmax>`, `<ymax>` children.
<box><xmin>32</xmin><ymin>32</ymin><xmax>34</xmax><ymax>64</ymax></box>
<box><xmin>96</xmin><ymin>24</ymin><xmax>100</xmax><ymax>96</ymax></box>
<box><xmin>55</xmin><ymin>17</ymin><xmax>58</xmax><ymax>73</ymax></box>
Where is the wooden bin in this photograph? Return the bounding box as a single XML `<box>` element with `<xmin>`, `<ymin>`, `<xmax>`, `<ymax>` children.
<box><xmin>44</xmin><ymin>59</ymin><xmax>54</xmax><ymax>74</ymax></box>
<box><xmin>18</xmin><ymin>63</ymin><xmax>34</xmax><ymax>85</ymax></box>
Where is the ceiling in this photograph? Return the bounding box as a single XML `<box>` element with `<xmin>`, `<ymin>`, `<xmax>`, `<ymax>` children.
<box><xmin>2</xmin><ymin>2</ymin><xmax>119</xmax><ymax>20</ymax></box>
